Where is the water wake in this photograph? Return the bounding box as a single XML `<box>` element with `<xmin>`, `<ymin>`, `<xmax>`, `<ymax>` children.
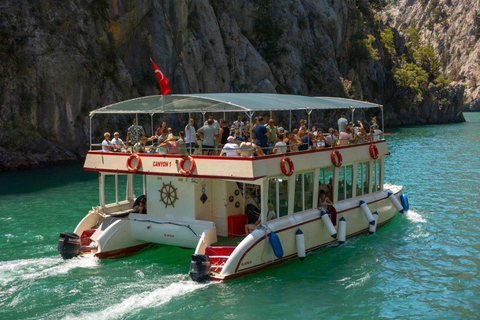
<box><xmin>404</xmin><ymin>209</ymin><xmax>426</xmax><ymax>223</ymax></box>
<box><xmin>0</xmin><ymin>256</ymin><xmax>99</xmax><ymax>286</ymax></box>
<box><xmin>64</xmin><ymin>277</ymin><xmax>211</xmax><ymax>320</ymax></box>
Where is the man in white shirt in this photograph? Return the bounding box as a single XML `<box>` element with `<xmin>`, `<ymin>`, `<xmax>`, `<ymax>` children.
<box><xmin>337</xmin><ymin>112</ymin><xmax>348</xmax><ymax>133</ymax></box>
<box><xmin>232</xmin><ymin>116</ymin><xmax>244</xmax><ymax>136</ymax></box>
<box><xmin>220</xmin><ymin>136</ymin><xmax>240</xmax><ymax>157</ymax></box>
<box><xmin>185</xmin><ymin>118</ymin><xmax>196</xmax><ymax>154</ymax></box>
<box><xmin>110</xmin><ymin>132</ymin><xmax>125</xmax><ymax>151</ymax></box>
<box><xmin>102</xmin><ymin>132</ymin><xmax>114</xmax><ymax>152</ymax></box>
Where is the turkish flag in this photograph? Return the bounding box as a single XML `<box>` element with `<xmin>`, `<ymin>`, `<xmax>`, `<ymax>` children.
<box><xmin>150</xmin><ymin>58</ymin><xmax>170</xmax><ymax>95</ymax></box>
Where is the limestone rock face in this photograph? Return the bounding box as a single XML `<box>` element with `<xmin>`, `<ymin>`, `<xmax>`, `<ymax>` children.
<box><xmin>0</xmin><ymin>0</ymin><xmax>469</xmax><ymax>169</ymax></box>
<box><xmin>385</xmin><ymin>0</ymin><xmax>480</xmax><ymax>110</ymax></box>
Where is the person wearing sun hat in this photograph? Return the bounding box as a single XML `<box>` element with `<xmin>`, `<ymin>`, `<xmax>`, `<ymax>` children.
<box><xmin>220</xmin><ymin>136</ymin><xmax>240</xmax><ymax>157</ymax></box>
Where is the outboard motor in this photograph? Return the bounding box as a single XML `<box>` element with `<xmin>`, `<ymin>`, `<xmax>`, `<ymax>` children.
<box><xmin>58</xmin><ymin>232</ymin><xmax>81</xmax><ymax>259</ymax></box>
<box><xmin>189</xmin><ymin>254</ymin><xmax>211</xmax><ymax>282</ymax></box>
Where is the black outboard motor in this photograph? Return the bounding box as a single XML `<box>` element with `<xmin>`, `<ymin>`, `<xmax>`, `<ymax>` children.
<box><xmin>58</xmin><ymin>232</ymin><xmax>81</xmax><ymax>259</ymax></box>
<box><xmin>189</xmin><ymin>254</ymin><xmax>211</xmax><ymax>282</ymax></box>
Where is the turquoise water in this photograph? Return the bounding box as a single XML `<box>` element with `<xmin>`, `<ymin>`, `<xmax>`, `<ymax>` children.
<box><xmin>1</xmin><ymin>114</ymin><xmax>479</xmax><ymax>319</ymax></box>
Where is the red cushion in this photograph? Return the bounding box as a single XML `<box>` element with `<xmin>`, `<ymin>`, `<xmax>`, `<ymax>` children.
<box><xmin>227</xmin><ymin>214</ymin><xmax>247</xmax><ymax>237</ymax></box>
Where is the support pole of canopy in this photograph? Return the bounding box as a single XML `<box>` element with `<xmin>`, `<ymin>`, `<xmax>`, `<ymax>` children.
<box><xmin>351</xmin><ymin>107</ymin><xmax>355</xmax><ymax>125</ymax></box>
<box><xmin>289</xmin><ymin>110</ymin><xmax>292</xmax><ymax>132</ymax></box>
<box><xmin>245</xmin><ymin>111</ymin><xmax>254</xmax><ymax>156</ymax></box>
<box><xmin>89</xmin><ymin>114</ymin><xmax>93</xmax><ymax>151</ymax></box>
<box><xmin>202</xmin><ymin>112</ymin><xmax>206</xmax><ymax>125</ymax></box>
<box><xmin>306</xmin><ymin>108</ymin><xmax>312</xmax><ymax>148</ymax></box>
<box><xmin>150</xmin><ymin>113</ymin><xmax>154</xmax><ymax>137</ymax></box>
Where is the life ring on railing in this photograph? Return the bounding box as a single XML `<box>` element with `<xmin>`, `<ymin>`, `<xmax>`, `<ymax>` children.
<box><xmin>126</xmin><ymin>154</ymin><xmax>142</xmax><ymax>172</ymax></box>
<box><xmin>331</xmin><ymin>150</ymin><xmax>343</xmax><ymax>167</ymax></box>
<box><xmin>369</xmin><ymin>144</ymin><xmax>379</xmax><ymax>160</ymax></box>
<box><xmin>280</xmin><ymin>157</ymin><xmax>294</xmax><ymax>176</ymax></box>
<box><xmin>179</xmin><ymin>156</ymin><xmax>196</xmax><ymax>176</ymax></box>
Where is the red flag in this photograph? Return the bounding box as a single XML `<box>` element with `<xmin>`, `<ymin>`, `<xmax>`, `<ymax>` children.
<box><xmin>150</xmin><ymin>58</ymin><xmax>170</xmax><ymax>95</ymax></box>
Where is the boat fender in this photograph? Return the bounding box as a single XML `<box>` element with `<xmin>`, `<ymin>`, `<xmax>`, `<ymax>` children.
<box><xmin>359</xmin><ymin>201</ymin><xmax>376</xmax><ymax>225</ymax></box>
<box><xmin>280</xmin><ymin>157</ymin><xmax>294</xmax><ymax>176</ymax></box>
<box><xmin>189</xmin><ymin>254</ymin><xmax>211</xmax><ymax>282</ymax></box>
<box><xmin>338</xmin><ymin>217</ymin><xmax>347</xmax><ymax>244</ymax></box>
<box><xmin>58</xmin><ymin>232</ymin><xmax>81</xmax><ymax>259</ymax></box>
<box><xmin>369</xmin><ymin>212</ymin><xmax>379</xmax><ymax>234</ymax></box>
<box><xmin>179</xmin><ymin>156</ymin><xmax>196</xmax><ymax>176</ymax></box>
<box><xmin>270</xmin><ymin>231</ymin><xmax>284</xmax><ymax>259</ymax></box>
<box><xmin>387</xmin><ymin>192</ymin><xmax>404</xmax><ymax>213</ymax></box>
<box><xmin>400</xmin><ymin>194</ymin><xmax>409</xmax><ymax>212</ymax></box>
<box><xmin>369</xmin><ymin>144</ymin><xmax>379</xmax><ymax>160</ymax></box>
<box><xmin>295</xmin><ymin>229</ymin><xmax>306</xmax><ymax>261</ymax></box>
<box><xmin>330</xmin><ymin>150</ymin><xmax>343</xmax><ymax>167</ymax></box>
<box><xmin>320</xmin><ymin>210</ymin><xmax>337</xmax><ymax>239</ymax></box>
<box><xmin>126</xmin><ymin>154</ymin><xmax>142</xmax><ymax>173</ymax></box>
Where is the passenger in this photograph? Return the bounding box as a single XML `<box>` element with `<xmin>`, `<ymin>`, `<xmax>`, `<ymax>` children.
<box><xmin>160</xmin><ymin>138</ymin><xmax>179</xmax><ymax>155</ymax></box>
<box><xmin>315</xmin><ymin>130</ymin><xmax>326</xmax><ymax>149</ymax></box>
<box><xmin>133</xmin><ymin>195</ymin><xmax>147</xmax><ymax>214</ymax></box>
<box><xmin>273</xmin><ymin>134</ymin><xmax>287</xmax><ymax>154</ymax></box>
<box><xmin>244</xmin><ymin>200</ymin><xmax>261</xmax><ymax>234</ymax></box>
<box><xmin>355</xmin><ymin>121</ymin><xmax>366</xmax><ymax>143</ymax></box>
<box><xmin>325</xmin><ymin>128</ymin><xmax>337</xmax><ymax>147</ymax></box>
<box><xmin>286</xmin><ymin>132</ymin><xmax>299</xmax><ymax>152</ymax></box>
<box><xmin>134</xmin><ymin>136</ymin><xmax>150</xmax><ymax>153</ymax></box>
<box><xmin>293</xmin><ymin>128</ymin><xmax>299</xmax><ymax>140</ymax></box>
<box><xmin>326</xmin><ymin>177</ymin><xmax>334</xmax><ymax>201</ymax></box>
<box><xmin>266</xmin><ymin>119</ymin><xmax>278</xmax><ymax>154</ymax></box>
<box><xmin>370</xmin><ymin>124</ymin><xmax>382</xmax><ymax>141</ymax></box>
<box><xmin>198</xmin><ymin>118</ymin><xmax>218</xmax><ymax>155</ymax></box>
<box><xmin>337</xmin><ymin>112</ymin><xmax>348</xmax><ymax>133</ymax></box>
<box><xmin>204</xmin><ymin>114</ymin><xmax>220</xmax><ymax>130</ymax></box>
<box><xmin>167</xmin><ymin>128</ymin><xmax>175</xmax><ymax>140</ymax></box>
<box><xmin>319</xmin><ymin>190</ymin><xmax>333</xmax><ymax>212</ymax></box>
<box><xmin>266</xmin><ymin>203</ymin><xmax>277</xmax><ymax>221</ymax></box>
<box><xmin>126</xmin><ymin>119</ymin><xmax>145</xmax><ymax>147</ymax></box>
<box><xmin>338</xmin><ymin>127</ymin><xmax>355</xmax><ymax>146</ymax></box>
<box><xmin>255</xmin><ymin>117</ymin><xmax>269</xmax><ymax>154</ymax></box>
<box><xmin>299</xmin><ymin>119</ymin><xmax>307</xmax><ymax>132</ymax></box>
<box><xmin>156</xmin><ymin>138</ymin><xmax>167</xmax><ymax>155</ymax></box>
<box><xmin>232</xmin><ymin>116</ymin><xmax>244</xmax><ymax>137</ymax></box>
<box><xmin>102</xmin><ymin>132</ymin><xmax>114</xmax><ymax>152</ymax></box>
<box><xmin>218</xmin><ymin>119</ymin><xmax>230</xmax><ymax>146</ymax></box>
<box><xmin>239</xmin><ymin>137</ymin><xmax>264</xmax><ymax>157</ymax></box>
<box><xmin>110</xmin><ymin>132</ymin><xmax>126</xmax><ymax>151</ymax></box>
<box><xmin>298</xmin><ymin>131</ymin><xmax>315</xmax><ymax>151</ymax></box>
<box><xmin>177</xmin><ymin>131</ymin><xmax>188</xmax><ymax>155</ymax></box>
<box><xmin>193</xmin><ymin>133</ymin><xmax>203</xmax><ymax>155</ymax></box>
<box><xmin>155</xmin><ymin>121</ymin><xmax>168</xmax><ymax>139</ymax></box>
<box><xmin>185</xmin><ymin>118</ymin><xmax>196</xmax><ymax>154</ymax></box>
<box><xmin>220</xmin><ymin>136</ymin><xmax>240</xmax><ymax>157</ymax></box>
<box><xmin>250</xmin><ymin>117</ymin><xmax>259</xmax><ymax>143</ymax></box>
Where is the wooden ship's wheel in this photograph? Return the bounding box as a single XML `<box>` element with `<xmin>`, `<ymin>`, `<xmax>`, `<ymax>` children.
<box><xmin>159</xmin><ymin>182</ymin><xmax>178</xmax><ymax>208</ymax></box>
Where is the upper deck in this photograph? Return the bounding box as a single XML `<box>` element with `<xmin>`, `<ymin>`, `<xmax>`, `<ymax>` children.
<box><xmin>84</xmin><ymin>140</ymin><xmax>388</xmax><ymax>180</ymax></box>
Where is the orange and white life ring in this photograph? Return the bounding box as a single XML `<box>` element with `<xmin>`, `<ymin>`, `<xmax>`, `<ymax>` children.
<box><xmin>280</xmin><ymin>157</ymin><xmax>294</xmax><ymax>176</ymax></box>
<box><xmin>126</xmin><ymin>154</ymin><xmax>142</xmax><ymax>172</ymax></box>
<box><xmin>331</xmin><ymin>150</ymin><xmax>343</xmax><ymax>167</ymax></box>
<box><xmin>369</xmin><ymin>144</ymin><xmax>379</xmax><ymax>160</ymax></box>
<box><xmin>179</xmin><ymin>156</ymin><xmax>196</xmax><ymax>176</ymax></box>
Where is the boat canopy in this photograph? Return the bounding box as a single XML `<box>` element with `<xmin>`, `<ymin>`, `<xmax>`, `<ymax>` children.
<box><xmin>89</xmin><ymin>93</ymin><xmax>381</xmax><ymax>115</ymax></box>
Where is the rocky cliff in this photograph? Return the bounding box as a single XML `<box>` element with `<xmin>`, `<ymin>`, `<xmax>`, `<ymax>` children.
<box><xmin>0</xmin><ymin>0</ymin><xmax>468</xmax><ymax>170</ymax></box>
<box><xmin>385</xmin><ymin>0</ymin><xmax>480</xmax><ymax>111</ymax></box>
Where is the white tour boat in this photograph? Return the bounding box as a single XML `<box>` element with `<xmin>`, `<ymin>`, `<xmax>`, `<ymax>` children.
<box><xmin>57</xmin><ymin>93</ymin><xmax>409</xmax><ymax>281</ymax></box>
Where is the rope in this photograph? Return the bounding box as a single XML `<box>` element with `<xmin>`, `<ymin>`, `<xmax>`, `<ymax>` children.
<box><xmin>129</xmin><ymin>218</ymin><xmax>199</xmax><ymax>237</ymax></box>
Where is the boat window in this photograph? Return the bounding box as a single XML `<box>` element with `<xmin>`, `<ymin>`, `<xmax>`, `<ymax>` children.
<box><xmin>372</xmin><ymin>160</ymin><xmax>382</xmax><ymax>192</ymax></box>
<box><xmin>294</xmin><ymin>171</ymin><xmax>314</xmax><ymax>213</ymax></box>
<box><xmin>104</xmin><ymin>174</ymin><xmax>128</xmax><ymax>204</ymax></box>
<box><xmin>356</xmin><ymin>161</ymin><xmax>370</xmax><ymax>196</ymax></box>
<box><xmin>319</xmin><ymin>167</ymin><xmax>334</xmax><ymax>203</ymax></box>
<box><xmin>268</xmin><ymin>178</ymin><xmax>288</xmax><ymax>219</ymax></box>
<box><xmin>337</xmin><ymin>165</ymin><xmax>353</xmax><ymax>201</ymax></box>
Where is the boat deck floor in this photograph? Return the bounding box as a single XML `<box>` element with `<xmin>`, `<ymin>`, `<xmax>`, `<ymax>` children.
<box><xmin>214</xmin><ymin>236</ymin><xmax>245</xmax><ymax>246</ymax></box>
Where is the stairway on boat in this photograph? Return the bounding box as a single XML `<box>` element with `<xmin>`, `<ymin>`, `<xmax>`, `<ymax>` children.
<box><xmin>80</xmin><ymin>228</ymin><xmax>98</xmax><ymax>254</ymax></box>
<box><xmin>206</xmin><ymin>245</ymin><xmax>237</xmax><ymax>272</ymax></box>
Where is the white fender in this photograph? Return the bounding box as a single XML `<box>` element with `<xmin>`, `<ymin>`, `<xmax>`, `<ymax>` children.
<box><xmin>338</xmin><ymin>217</ymin><xmax>346</xmax><ymax>244</ymax></box>
<box><xmin>295</xmin><ymin>229</ymin><xmax>306</xmax><ymax>261</ymax></box>
<box><xmin>359</xmin><ymin>201</ymin><xmax>375</xmax><ymax>225</ymax></box>
<box><xmin>320</xmin><ymin>210</ymin><xmax>337</xmax><ymax>239</ymax></box>
<box><xmin>387</xmin><ymin>192</ymin><xmax>404</xmax><ymax>213</ymax></box>
<box><xmin>369</xmin><ymin>212</ymin><xmax>379</xmax><ymax>234</ymax></box>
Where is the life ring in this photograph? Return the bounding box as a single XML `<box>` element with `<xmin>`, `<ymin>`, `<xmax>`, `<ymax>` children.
<box><xmin>331</xmin><ymin>150</ymin><xmax>342</xmax><ymax>167</ymax></box>
<box><xmin>179</xmin><ymin>156</ymin><xmax>196</xmax><ymax>176</ymax></box>
<box><xmin>369</xmin><ymin>144</ymin><xmax>379</xmax><ymax>160</ymax></box>
<box><xmin>280</xmin><ymin>157</ymin><xmax>294</xmax><ymax>176</ymax></box>
<box><xmin>126</xmin><ymin>154</ymin><xmax>142</xmax><ymax>172</ymax></box>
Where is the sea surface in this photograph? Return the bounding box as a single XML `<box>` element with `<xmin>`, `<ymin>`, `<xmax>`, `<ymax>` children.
<box><xmin>1</xmin><ymin>114</ymin><xmax>479</xmax><ymax>319</ymax></box>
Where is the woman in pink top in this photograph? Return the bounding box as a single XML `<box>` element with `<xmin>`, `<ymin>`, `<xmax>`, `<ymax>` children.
<box><xmin>338</xmin><ymin>127</ymin><xmax>355</xmax><ymax>146</ymax></box>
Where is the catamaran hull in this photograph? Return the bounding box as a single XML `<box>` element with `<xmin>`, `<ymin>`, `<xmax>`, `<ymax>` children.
<box><xmin>209</xmin><ymin>185</ymin><xmax>404</xmax><ymax>281</ymax></box>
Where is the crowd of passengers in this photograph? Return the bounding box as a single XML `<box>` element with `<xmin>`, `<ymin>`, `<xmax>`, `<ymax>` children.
<box><xmin>101</xmin><ymin>112</ymin><xmax>383</xmax><ymax>156</ymax></box>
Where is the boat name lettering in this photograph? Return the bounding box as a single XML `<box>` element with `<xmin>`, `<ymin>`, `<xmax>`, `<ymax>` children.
<box><xmin>241</xmin><ymin>260</ymin><xmax>252</xmax><ymax>266</ymax></box>
<box><xmin>164</xmin><ymin>234</ymin><xmax>175</xmax><ymax>238</ymax></box>
<box><xmin>153</xmin><ymin>161</ymin><xmax>171</xmax><ymax>168</ymax></box>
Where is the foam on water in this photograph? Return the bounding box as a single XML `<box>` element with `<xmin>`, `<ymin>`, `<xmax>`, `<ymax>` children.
<box><xmin>404</xmin><ymin>209</ymin><xmax>426</xmax><ymax>223</ymax></box>
<box><xmin>0</xmin><ymin>256</ymin><xmax>99</xmax><ymax>286</ymax></box>
<box><xmin>63</xmin><ymin>277</ymin><xmax>211</xmax><ymax>320</ymax></box>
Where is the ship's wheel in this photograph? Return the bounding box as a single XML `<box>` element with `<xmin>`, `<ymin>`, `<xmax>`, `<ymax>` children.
<box><xmin>159</xmin><ymin>182</ymin><xmax>178</xmax><ymax>208</ymax></box>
